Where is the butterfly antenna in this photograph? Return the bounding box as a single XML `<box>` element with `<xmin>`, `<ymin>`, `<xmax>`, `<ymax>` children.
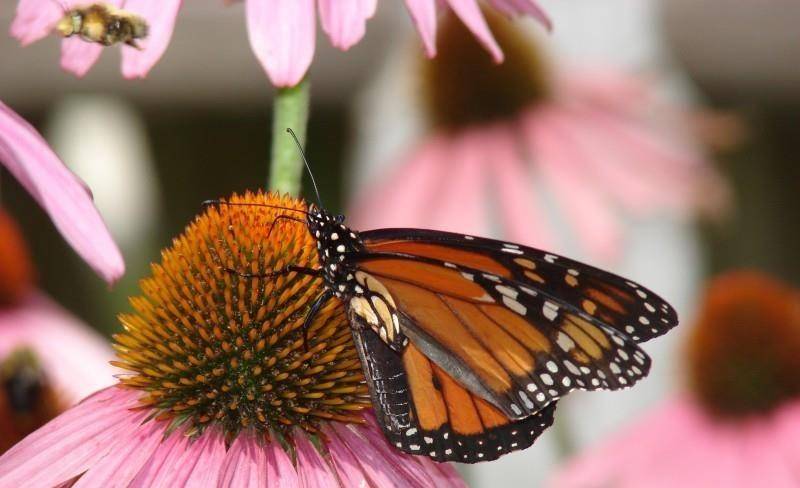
<box><xmin>286</xmin><ymin>128</ymin><xmax>323</xmax><ymax>207</ymax></box>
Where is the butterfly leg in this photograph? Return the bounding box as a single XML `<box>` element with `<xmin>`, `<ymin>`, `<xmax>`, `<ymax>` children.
<box><xmin>222</xmin><ymin>265</ymin><xmax>321</xmax><ymax>280</ymax></box>
<box><xmin>301</xmin><ymin>289</ymin><xmax>334</xmax><ymax>351</ymax></box>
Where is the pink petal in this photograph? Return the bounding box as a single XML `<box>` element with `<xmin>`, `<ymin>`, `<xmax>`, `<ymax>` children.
<box><xmin>445</xmin><ymin>0</ymin><xmax>503</xmax><ymax>62</ymax></box>
<box><xmin>121</xmin><ymin>0</ymin><xmax>183</xmax><ymax>79</ymax></box>
<box><xmin>415</xmin><ymin>459</ymin><xmax>468</xmax><ymax>488</ymax></box>
<box><xmin>132</xmin><ymin>425</ymin><xmax>226</xmax><ymax>487</ymax></box>
<box><xmin>523</xmin><ymin>108</ymin><xmax>622</xmax><ymax>260</ymax></box>
<box><xmin>486</xmin><ymin>123</ymin><xmax>556</xmax><ymax>249</ymax></box>
<box><xmin>347</xmin><ymin>136</ymin><xmax>450</xmax><ymax>230</ymax></box>
<box><xmin>9</xmin><ymin>0</ymin><xmax>64</xmax><ymax>45</ymax></box>
<box><xmin>0</xmin><ymin>292</ymin><xmax>117</xmax><ymax>404</ymax></box>
<box><xmin>318</xmin><ymin>0</ymin><xmax>377</xmax><ymax>51</ymax></box>
<box><xmin>60</xmin><ymin>36</ymin><xmax>104</xmax><ymax>77</ymax></box>
<box><xmin>403</xmin><ymin>0</ymin><xmax>438</xmax><ymax>57</ymax></box>
<box><xmin>488</xmin><ymin>0</ymin><xmax>552</xmax><ymax>30</ymax></box>
<box><xmin>218</xmin><ymin>433</ymin><xmax>268</xmax><ymax>487</ymax></box>
<box><xmin>293</xmin><ymin>428</ymin><xmax>339</xmax><ymax>488</ymax></box>
<box><xmin>0</xmin><ymin>102</ymin><xmax>124</xmax><ymax>283</ymax></box>
<box><xmin>73</xmin><ymin>419</ymin><xmax>165</xmax><ymax>488</ymax></box>
<box><xmin>181</xmin><ymin>428</ymin><xmax>228</xmax><ymax>486</ymax></box>
<box><xmin>320</xmin><ymin>425</ymin><xmax>371</xmax><ymax>488</ymax></box>
<box><xmin>246</xmin><ymin>0</ymin><xmax>316</xmax><ymax>87</ymax></box>
<box><xmin>0</xmin><ymin>387</ymin><xmax>142</xmax><ymax>487</ymax></box>
<box><xmin>264</xmin><ymin>438</ymin><xmax>300</xmax><ymax>488</ymax></box>
<box><xmin>427</xmin><ymin>131</ymin><xmax>489</xmax><ymax>236</ymax></box>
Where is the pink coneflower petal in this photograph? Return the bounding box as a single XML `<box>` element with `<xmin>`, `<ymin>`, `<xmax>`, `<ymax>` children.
<box><xmin>348</xmin><ymin>135</ymin><xmax>450</xmax><ymax>230</ymax></box>
<box><xmin>403</xmin><ymin>0</ymin><xmax>438</xmax><ymax>57</ymax></box>
<box><xmin>0</xmin><ymin>293</ymin><xmax>117</xmax><ymax>403</ymax></box>
<box><xmin>318</xmin><ymin>0</ymin><xmax>378</xmax><ymax>51</ymax></box>
<box><xmin>323</xmin><ymin>425</ymin><xmax>372</xmax><ymax>487</ymax></box>
<box><xmin>293</xmin><ymin>428</ymin><xmax>339</xmax><ymax>487</ymax></box>
<box><xmin>445</xmin><ymin>0</ymin><xmax>504</xmax><ymax>62</ymax></box>
<box><xmin>217</xmin><ymin>432</ymin><xmax>268</xmax><ymax>487</ymax></box>
<box><xmin>524</xmin><ymin>109</ymin><xmax>621</xmax><ymax>259</ymax></box>
<box><xmin>0</xmin><ymin>101</ymin><xmax>125</xmax><ymax>284</ymax></box>
<box><xmin>488</xmin><ymin>0</ymin><xmax>552</xmax><ymax>31</ymax></box>
<box><xmin>263</xmin><ymin>437</ymin><xmax>300</xmax><ymax>487</ymax></box>
<box><xmin>121</xmin><ymin>0</ymin><xmax>183</xmax><ymax>79</ymax></box>
<box><xmin>60</xmin><ymin>37</ymin><xmax>104</xmax><ymax>77</ymax></box>
<box><xmin>428</xmin><ymin>131</ymin><xmax>489</xmax><ymax>236</ymax></box>
<box><xmin>246</xmin><ymin>0</ymin><xmax>316</xmax><ymax>87</ymax></box>
<box><xmin>9</xmin><ymin>0</ymin><xmax>63</xmax><ymax>45</ymax></box>
<box><xmin>0</xmin><ymin>387</ymin><xmax>142</xmax><ymax>487</ymax></box>
<box><xmin>488</xmin><ymin>122</ymin><xmax>555</xmax><ymax>249</ymax></box>
<box><xmin>72</xmin><ymin>419</ymin><xmax>164</xmax><ymax>488</ymax></box>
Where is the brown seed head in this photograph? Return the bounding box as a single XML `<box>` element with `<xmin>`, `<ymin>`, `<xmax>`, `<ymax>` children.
<box><xmin>687</xmin><ymin>271</ymin><xmax>800</xmax><ymax>418</ymax></box>
<box><xmin>113</xmin><ymin>192</ymin><xmax>369</xmax><ymax>439</ymax></box>
<box><xmin>420</xmin><ymin>8</ymin><xmax>551</xmax><ymax>130</ymax></box>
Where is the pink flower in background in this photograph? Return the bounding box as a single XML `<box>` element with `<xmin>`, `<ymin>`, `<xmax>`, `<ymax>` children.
<box><xmin>9</xmin><ymin>0</ymin><xmax>181</xmax><ymax>78</ymax></box>
<box><xmin>10</xmin><ymin>0</ymin><xmax>549</xmax><ymax>85</ymax></box>
<box><xmin>0</xmin><ymin>387</ymin><xmax>464</xmax><ymax>487</ymax></box>
<box><xmin>0</xmin><ymin>101</ymin><xmax>124</xmax><ymax>283</ymax></box>
<box><xmin>349</xmin><ymin>9</ymin><xmax>724</xmax><ymax>261</ymax></box>
<box><xmin>550</xmin><ymin>271</ymin><xmax>800</xmax><ymax>487</ymax></box>
<box><xmin>0</xmin><ymin>210</ymin><xmax>117</xmax><ymax>453</ymax></box>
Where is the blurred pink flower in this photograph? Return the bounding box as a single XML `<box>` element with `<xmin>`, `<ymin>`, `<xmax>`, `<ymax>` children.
<box><xmin>549</xmin><ymin>396</ymin><xmax>800</xmax><ymax>488</ymax></box>
<box><xmin>0</xmin><ymin>101</ymin><xmax>124</xmax><ymax>283</ymax></box>
<box><xmin>0</xmin><ymin>386</ymin><xmax>465</xmax><ymax>487</ymax></box>
<box><xmin>0</xmin><ymin>294</ymin><xmax>118</xmax><ymax>407</ymax></box>
<box><xmin>9</xmin><ymin>0</ymin><xmax>181</xmax><ymax>78</ymax></box>
<box><xmin>349</xmin><ymin>66</ymin><xmax>723</xmax><ymax>261</ymax></box>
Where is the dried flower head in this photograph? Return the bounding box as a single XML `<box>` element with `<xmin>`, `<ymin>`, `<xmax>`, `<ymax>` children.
<box><xmin>688</xmin><ymin>271</ymin><xmax>800</xmax><ymax>417</ymax></box>
<box><xmin>421</xmin><ymin>8</ymin><xmax>551</xmax><ymax>130</ymax></box>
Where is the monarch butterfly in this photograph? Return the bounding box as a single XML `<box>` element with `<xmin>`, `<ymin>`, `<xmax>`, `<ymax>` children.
<box><xmin>219</xmin><ymin>131</ymin><xmax>679</xmax><ymax>463</ymax></box>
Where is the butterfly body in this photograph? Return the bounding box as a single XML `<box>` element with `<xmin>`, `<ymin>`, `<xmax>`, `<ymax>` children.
<box><xmin>251</xmin><ymin>199</ymin><xmax>677</xmax><ymax>463</ymax></box>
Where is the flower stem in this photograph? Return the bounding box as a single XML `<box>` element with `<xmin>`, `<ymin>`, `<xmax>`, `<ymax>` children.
<box><xmin>269</xmin><ymin>78</ymin><xmax>311</xmax><ymax>195</ymax></box>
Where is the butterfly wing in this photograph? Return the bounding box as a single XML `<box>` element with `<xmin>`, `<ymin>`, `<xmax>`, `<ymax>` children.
<box><xmin>345</xmin><ymin>228</ymin><xmax>673</xmax><ymax>419</ymax></box>
<box><xmin>361</xmin><ymin>228</ymin><xmax>678</xmax><ymax>343</ymax></box>
<box><xmin>351</xmin><ymin>315</ymin><xmax>556</xmax><ymax>463</ymax></box>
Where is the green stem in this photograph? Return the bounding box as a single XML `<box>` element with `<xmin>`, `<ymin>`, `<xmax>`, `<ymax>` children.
<box><xmin>269</xmin><ymin>78</ymin><xmax>311</xmax><ymax>195</ymax></box>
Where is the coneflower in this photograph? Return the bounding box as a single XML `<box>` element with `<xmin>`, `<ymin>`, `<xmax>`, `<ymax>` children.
<box><xmin>0</xmin><ymin>192</ymin><xmax>464</xmax><ymax>487</ymax></box>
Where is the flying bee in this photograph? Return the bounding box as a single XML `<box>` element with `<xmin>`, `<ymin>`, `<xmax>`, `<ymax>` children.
<box><xmin>54</xmin><ymin>3</ymin><xmax>149</xmax><ymax>49</ymax></box>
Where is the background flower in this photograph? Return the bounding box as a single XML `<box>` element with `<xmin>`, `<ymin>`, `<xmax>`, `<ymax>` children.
<box><xmin>348</xmin><ymin>8</ymin><xmax>723</xmax><ymax>262</ymax></box>
<box><xmin>0</xmin><ymin>210</ymin><xmax>118</xmax><ymax>454</ymax></box>
<box><xmin>550</xmin><ymin>271</ymin><xmax>800</xmax><ymax>488</ymax></box>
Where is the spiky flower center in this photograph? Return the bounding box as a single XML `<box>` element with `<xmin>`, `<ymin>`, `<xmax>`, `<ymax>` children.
<box><xmin>0</xmin><ymin>210</ymin><xmax>34</xmax><ymax>306</ymax></box>
<box><xmin>113</xmin><ymin>192</ymin><xmax>369</xmax><ymax>439</ymax></box>
<box><xmin>688</xmin><ymin>271</ymin><xmax>800</xmax><ymax>418</ymax></box>
<box><xmin>421</xmin><ymin>8</ymin><xmax>551</xmax><ymax>130</ymax></box>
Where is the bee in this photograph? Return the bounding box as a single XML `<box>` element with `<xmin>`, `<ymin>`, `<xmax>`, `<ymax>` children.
<box><xmin>54</xmin><ymin>3</ymin><xmax>149</xmax><ymax>49</ymax></box>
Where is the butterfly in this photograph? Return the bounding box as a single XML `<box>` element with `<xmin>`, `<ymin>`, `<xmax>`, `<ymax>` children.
<box><xmin>219</xmin><ymin>132</ymin><xmax>679</xmax><ymax>463</ymax></box>
<box><xmin>218</xmin><ymin>198</ymin><xmax>678</xmax><ymax>464</ymax></box>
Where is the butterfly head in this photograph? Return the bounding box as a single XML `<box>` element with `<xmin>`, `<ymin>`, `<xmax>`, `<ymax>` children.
<box><xmin>306</xmin><ymin>204</ymin><xmax>363</xmax><ymax>296</ymax></box>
